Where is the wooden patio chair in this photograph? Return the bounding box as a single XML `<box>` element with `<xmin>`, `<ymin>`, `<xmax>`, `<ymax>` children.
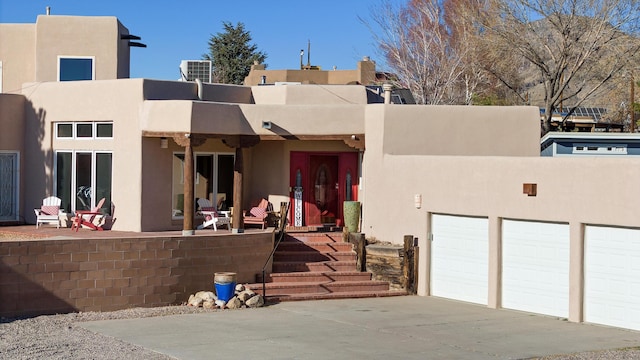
<box><xmin>34</xmin><ymin>196</ymin><xmax>64</xmax><ymax>228</ymax></box>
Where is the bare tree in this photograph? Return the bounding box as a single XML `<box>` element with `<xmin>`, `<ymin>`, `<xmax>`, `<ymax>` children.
<box><xmin>366</xmin><ymin>0</ymin><xmax>466</xmax><ymax>104</ymax></box>
<box><xmin>482</xmin><ymin>0</ymin><xmax>640</xmax><ymax>133</ymax></box>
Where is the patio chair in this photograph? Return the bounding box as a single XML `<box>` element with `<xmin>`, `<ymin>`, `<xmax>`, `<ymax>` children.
<box><xmin>34</xmin><ymin>196</ymin><xmax>64</xmax><ymax>228</ymax></box>
<box><xmin>71</xmin><ymin>198</ymin><xmax>106</xmax><ymax>231</ymax></box>
<box><xmin>243</xmin><ymin>198</ymin><xmax>270</xmax><ymax>229</ymax></box>
<box><xmin>197</xmin><ymin>198</ymin><xmax>230</xmax><ymax>231</ymax></box>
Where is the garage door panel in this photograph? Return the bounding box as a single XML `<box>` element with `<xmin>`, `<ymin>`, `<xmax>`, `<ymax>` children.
<box><xmin>502</xmin><ymin>220</ymin><xmax>569</xmax><ymax>318</ymax></box>
<box><xmin>431</xmin><ymin>215</ymin><xmax>488</xmax><ymax>305</ymax></box>
<box><xmin>585</xmin><ymin>225</ymin><xmax>640</xmax><ymax>331</ymax></box>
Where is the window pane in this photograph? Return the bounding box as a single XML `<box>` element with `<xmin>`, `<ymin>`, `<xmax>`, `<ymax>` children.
<box><xmin>217</xmin><ymin>154</ymin><xmax>234</xmax><ymax>210</ymax></box>
<box><xmin>57</xmin><ymin>124</ymin><xmax>73</xmax><ymax>138</ymax></box>
<box><xmin>96</xmin><ymin>123</ymin><xmax>113</xmax><ymax>138</ymax></box>
<box><xmin>76</xmin><ymin>123</ymin><xmax>93</xmax><ymax>138</ymax></box>
<box><xmin>96</xmin><ymin>153</ymin><xmax>112</xmax><ymax>215</ymax></box>
<box><xmin>55</xmin><ymin>152</ymin><xmax>72</xmax><ymax>213</ymax></box>
<box><xmin>75</xmin><ymin>153</ymin><xmax>92</xmax><ymax>211</ymax></box>
<box><xmin>59</xmin><ymin>58</ymin><xmax>93</xmax><ymax>81</ymax></box>
<box><xmin>196</xmin><ymin>155</ymin><xmax>213</xmax><ymax>206</ymax></box>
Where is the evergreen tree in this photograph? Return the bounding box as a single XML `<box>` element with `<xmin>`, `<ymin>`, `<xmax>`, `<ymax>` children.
<box><xmin>203</xmin><ymin>22</ymin><xmax>267</xmax><ymax>85</ymax></box>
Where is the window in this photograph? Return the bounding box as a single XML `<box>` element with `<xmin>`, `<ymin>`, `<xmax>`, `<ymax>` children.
<box><xmin>56</xmin><ymin>123</ymin><xmax>73</xmax><ymax>138</ymax></box>
<box><xmin>58</xmin><ymin>57</ymin><xmax>94</xmax><ymax>81</ymax></box>
<box><xmin>55</xmin><ymin>151</ymin><xmax>112</xmax><ymax>214</ymax></box>
<box><xmin>172</xmin><ymin>152</ymin><xmax>234</xmax><ymax>217</ymax></box>
<box><xmin>573</xmin><ymin>143</ymin><xmax>627</xmax><ymax>155</ymax></box>
<box><xmin>55</xmin><ymin>122</ymin><xmax>113</xmax><ymax>139</ymax></box>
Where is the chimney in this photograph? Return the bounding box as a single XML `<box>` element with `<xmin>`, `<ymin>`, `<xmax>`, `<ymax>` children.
<box><xmin>383</xmin><ymin>83</ymin><xmax>393</xmax><ymax>104</ymax></box>
<box><xmin>46</xmin><ymin>6</ymin><xmax>51</xmax><ymax>15</ymax></box>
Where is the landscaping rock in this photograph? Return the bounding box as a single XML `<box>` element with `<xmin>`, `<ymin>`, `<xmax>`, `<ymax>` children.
<box><xmin>245</xmin><ymin>295</ymin><xmax>264</xmax><ymax>308</ymax></box>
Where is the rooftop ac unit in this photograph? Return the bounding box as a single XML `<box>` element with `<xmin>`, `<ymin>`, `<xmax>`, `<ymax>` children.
<box><xmin>179</xmin><ymin>60</ymin><xmax>212</xmax><ymax>83</ymax></box>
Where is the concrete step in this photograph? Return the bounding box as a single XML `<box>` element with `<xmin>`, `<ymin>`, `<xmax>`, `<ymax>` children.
<box><xmin>273</xmin><ymin>251</ymin><xmax>356</xmax><ymax>262</ymax></box>
<box><xmin>267</xmin><ymin>271</ymin><xmax>372</xmax><ymax>283</ymax></box>
<box><xmin>272</xmin><ymin>260</ymin><xmax>357</xmax><ymax>273</ymax></box>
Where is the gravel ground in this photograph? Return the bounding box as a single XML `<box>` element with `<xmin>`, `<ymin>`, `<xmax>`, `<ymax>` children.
<box><xmin>0</xmin><ymin>306</ymin><xmax>214</xmax><ymax>360</ymax></box>
<box><xmin>1</xmin><ymin>306</ymin><xmax>639</xmax><ymax>360</ymax></box>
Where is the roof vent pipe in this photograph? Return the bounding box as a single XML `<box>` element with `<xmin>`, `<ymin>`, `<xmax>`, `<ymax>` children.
<box><xmin>46</xmin><ymin>6</ymin><xmax>51</xmax><ymax>15</ymax></box>
<box><xmin>195</xmin><ymin>78</ymin><xmax>203</xmax><ymax>100</ymax></box>
<box><xmin>383</xmin><ymin>83</ymin><xmax>393</xmax><ymax>104</ymax></box>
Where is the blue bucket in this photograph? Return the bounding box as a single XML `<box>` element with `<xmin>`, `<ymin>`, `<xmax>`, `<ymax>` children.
<box><xmin>214</xmin><ymin>272</ymin><xmax>237</xmax><ymax>302</ymax></box>
<box><xmin>214</xmin><ymin>281</ymin><xmax>236</xmax><ymax>302</ymax></box>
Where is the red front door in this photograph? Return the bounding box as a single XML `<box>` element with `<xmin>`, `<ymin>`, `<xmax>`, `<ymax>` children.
<box><xmin>290</xmin><ymin>151</ymin><xmax>358</xmax><ymax>226</ymax></box>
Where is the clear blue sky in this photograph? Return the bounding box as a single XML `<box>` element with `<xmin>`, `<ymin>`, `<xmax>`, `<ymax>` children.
<box><xmin>0</xmin><ymin>0</ymin><xmax>390</xmax><ymax>80</ymax></box>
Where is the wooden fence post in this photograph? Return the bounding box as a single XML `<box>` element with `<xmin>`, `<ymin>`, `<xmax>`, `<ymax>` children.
<box><xmin>350</xmin><ymin>232</ymin><xmax>367</xmax><ymax>272</ymax></box>
<box><xmin>403</xmin><ymin>235</ymin><xmax>417</xmax><ymax>294</ymax></box>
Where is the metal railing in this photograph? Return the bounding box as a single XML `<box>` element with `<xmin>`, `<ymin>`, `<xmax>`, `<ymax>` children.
<box><xmin>261</xmin><ymin>201</ymin><xmax>290</xmax><ymax>297</ymax></box>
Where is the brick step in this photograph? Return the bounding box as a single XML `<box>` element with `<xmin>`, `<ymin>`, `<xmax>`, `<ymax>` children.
<box><xmin>273</xmin><ymin>251</ymin><xmax>356</xmax><ymax>262</ymax></box>
<box><xmin>262</xmin><ymin>289</ymin><xmax>408</xmax><ymax>303</ymax></box>
<box><xmin>283</xmin><ymin>233</ymin><xmax>344</xmax><ymax>243</ymax></box>
<box><xmin>272</xmin><ymin>260</ymin><xmax>357</xmax><ymax>273</ymax></box>
<box><xmin>246</xmin><ymin>280</ymin><xmax>391</xmax><ymax>296</ymax></box>
<box><xmin>266</xmin><ymin>271</ymin><xmax>372</xmax><ymax>283</ymax></box>
<box><xmin>277</xmin><ymin>241</ymin><xmax>353</xmax><ymax>252</ymax></box>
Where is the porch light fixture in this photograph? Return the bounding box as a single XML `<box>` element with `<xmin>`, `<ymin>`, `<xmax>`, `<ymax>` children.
<box><xmin>160</xmin><ymin>137</ymin><xmax>168</xmax><ymax>149</ymax></box>
<box><xmin>414</xmin><ymin>194</ymin><xmax>422</xmax><ymax>209</ymax></box>
<box><xmin>262</xmin><ymin>121</ymin><xmax>272</xmax><ymax>130</ymax></box>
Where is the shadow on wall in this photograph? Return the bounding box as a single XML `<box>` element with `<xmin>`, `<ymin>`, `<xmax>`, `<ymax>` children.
<box><xmin>24</xmin><ymin>102</ymin><xmax>54</xmax><ymax>223</ymax></box>
<box><xmin>0</xmin><ymin>261</ymin><xmax>77</xmax><ymax>318</ymax></box>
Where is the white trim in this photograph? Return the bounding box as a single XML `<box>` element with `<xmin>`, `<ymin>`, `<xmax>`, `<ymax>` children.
<box><xmin>54</xmin><ymin>121</ymin><xmax>113</xmax><ymax>140</ymax></box>
<box><xmin>57</xmin><ymin>55</ymin><xmax>96</xmax><ymax>81</ymax></box>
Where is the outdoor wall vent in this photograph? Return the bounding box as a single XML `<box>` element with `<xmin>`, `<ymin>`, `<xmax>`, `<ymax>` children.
<box><xmin>523</xmin><ymin>183</ymin><xmax>537</xmax><ymax>197</ymax></box>
<box><xmin>262</xmin><ymin>121</ymin><xmax>272</xmax><ymax>130</ymax></box>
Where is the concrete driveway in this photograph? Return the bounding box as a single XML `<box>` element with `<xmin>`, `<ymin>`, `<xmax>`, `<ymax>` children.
<box><xmin>80</xmin><ymin>296</ymin><xmax>640</xmax><ymax>359</ymax></box>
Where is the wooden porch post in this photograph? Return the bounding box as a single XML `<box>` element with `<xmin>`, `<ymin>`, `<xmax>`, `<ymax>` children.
<box><xmin>173</xmin><ymin>133</ymin><xmax>206</xmax><ymax>235</ymax></box>
<box><xmin>183</xmin><ymin>138</ymin><xmax>195</xmax><ymax>235</ymax></box>
<box><xmin>222</xmin><ymin>135</ymin><xmax>260</xmax><ymax>233</ymax></box>
<box><xmin>232</xmin><ymin>146</ymin><xmax>244</xmax><ymax>232</ymax></box>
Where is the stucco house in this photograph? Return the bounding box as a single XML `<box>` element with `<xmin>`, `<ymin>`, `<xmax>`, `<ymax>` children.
<box><xmin>2</xmin><ymin>14</ymin><xmax>640</xmax><ymax>332</ymax></box>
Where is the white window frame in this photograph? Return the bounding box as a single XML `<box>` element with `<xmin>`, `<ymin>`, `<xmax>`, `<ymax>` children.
<box><xmin>55</xmin><ymin>121</ymin><xmax>113</xmax><ymax>140</ymax></box>
<box><xmin>54</xmin><ymin>150</ymin><xmax>113</xmax><ymax>214</ymax></box>
<box><xmin>57</xmin><ymin>55</ymin><xmax>96</xmax><ymax>82</ymax></box>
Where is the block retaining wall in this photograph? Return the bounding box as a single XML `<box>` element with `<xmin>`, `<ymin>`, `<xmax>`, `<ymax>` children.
<box><xmin>0</xmin><ymin>232</ymin><xmax>274</xmax><ymax>318</ymax></box>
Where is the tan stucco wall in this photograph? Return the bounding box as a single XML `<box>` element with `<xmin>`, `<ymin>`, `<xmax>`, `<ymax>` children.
<box><xmin>141</xmin><ymin>101</ymin><xmax>366</xmax><ymax>137</ymax></box>
<box><xmin>250</xmin><ymin>84</ymin><xmax>369</xmax><ymax>105</ymax></box>
<box><xmin>0</xmin><ymin>24</ymin><xmax>36</xmax><ymax>93</ymax></box>
<box><xmin>22</xmin><ymin>79</ymin><xmax>145</xmax><ymax>230</ymax></box>
<box><xmin>0</xmin><ymin>94</ymin><xmax>26</xmax><ymax>151</ymax></box>
<box><xmin>363</xmin><ymin>106</ymin><xmax>638</xmax><ymax>243</ymax></box>
<box><xmin>379</xmin><ymin>105</ymin><xmax>541</xmax><ymax>156</ymax></box>
<box><xmin>35</xmin><ymin>15</ymin><xmax>126</xmax><ymax>82</ymax></box>
<box><xmin>244</xmin><ymin>60</ymin><xmax>377</xmax><ymax>86</ymax></box>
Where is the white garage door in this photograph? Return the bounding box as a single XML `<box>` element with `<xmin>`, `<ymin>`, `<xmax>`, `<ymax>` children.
<box><xmin>502</xmin><ymin>220</ymin><xmax>570</xmax><ymax>318</ymax></box>
<box><xmin>585</xmin><ymin>226</ymin><xmax>640</xmax><ymax>331</ymax></box>
<box><xmin>431</xmin><ymin>214</ymin><xmax>488</xmax><ymax>305</ymax></box>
